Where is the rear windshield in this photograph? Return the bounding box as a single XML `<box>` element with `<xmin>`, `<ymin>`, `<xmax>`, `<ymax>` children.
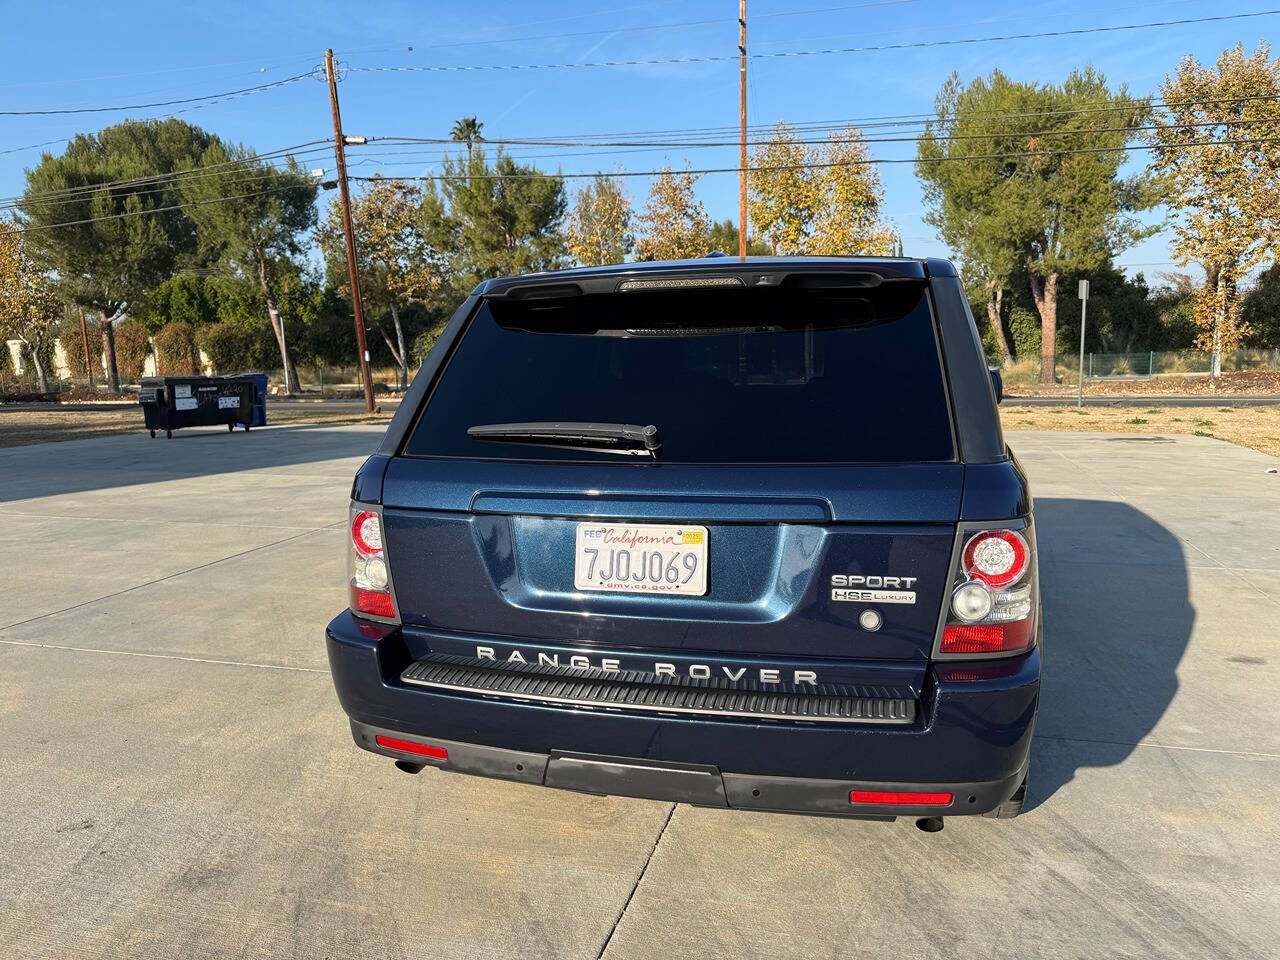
<box><xmin>406</xmin><ymin>282</ymin><xmax>954</xmax><ymax>464</ymax></box>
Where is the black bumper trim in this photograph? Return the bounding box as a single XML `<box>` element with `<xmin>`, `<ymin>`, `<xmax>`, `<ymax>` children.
<box><xmin>399</xmin><ymin>658</ymin><xmax>916</xmax><ymax>725</ymax></box>
<box><xmin>350</xmin><ymin>720</ymin><xmax>1026</xmax><ymax>818</ymax></box>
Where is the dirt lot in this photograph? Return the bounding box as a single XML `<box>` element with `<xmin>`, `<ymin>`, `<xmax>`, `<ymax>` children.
<box><xmin>1000</xmin><ymin>403</ymin><xmax>1280</xmax><ymax>457</ymax></box>
<box><xmin>0</xmin><ymin>402</ymin><xmax>395</xmax><ymax>448</ymax></box>
<box><xmin>1006</xmin><ymin>368</ymin><xmax>1280</xmax><ymax>397</ymax></box>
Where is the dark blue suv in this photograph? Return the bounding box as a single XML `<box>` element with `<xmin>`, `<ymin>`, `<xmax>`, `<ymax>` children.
<box><xmin>327</xmin><ymin>257</ymin><xmax>1040</xmax><ymax>824</ymax></box>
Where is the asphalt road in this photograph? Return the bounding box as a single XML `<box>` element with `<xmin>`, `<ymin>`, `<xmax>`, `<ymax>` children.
<box><xmin>1</xmin><ymin>424</ymin><xmax>1277</xmax><ymax>959</ymax></box>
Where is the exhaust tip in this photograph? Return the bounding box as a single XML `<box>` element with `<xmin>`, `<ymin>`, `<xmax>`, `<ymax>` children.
<box><xmin>394</xmin><ymin>760</ymin><xmax>425</xmax><ymax>775</ymax></box>
<box><xmin>915</xmin><ymin>816</ymin><xmax>944</xmax><ymax>833</ymax></box>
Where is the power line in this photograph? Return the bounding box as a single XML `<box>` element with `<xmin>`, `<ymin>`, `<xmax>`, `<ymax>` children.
<box><xmin>1</xmin><ymin>140</ymin><xmax>330</xmax><ymax>207</ymax></box>
<box><xmin>371</xmin><ymin>115</ymin><xmax>1273</xmax><ymax>153</ymax></box>
<box><xmin>386</xmin><ymin>0</ymin><xmax>916</xmax><ymax>52</ymax></box>
<box><xmin>390</xmin><ymin>93</ymin><xmax>1280</xmax><ymax>149</ymax></box>
<box><xmin>0</xmin><ymin>180</ymin><xmax>311</xmax><ymax>236</ymax></box>
<box><xmin>346</xmin><ymin>135</ymin><xmax>1280</xmax><ymax>183</ymax></box>
<box><xmin>350</xmin><ymin>10</ymin><xmax>1280</xmax><ymax>75</ymax></box>
<box><xmin>0</xmin><ymin>71</ymin><xmax>315</xmax><ymax>117</ymax></box>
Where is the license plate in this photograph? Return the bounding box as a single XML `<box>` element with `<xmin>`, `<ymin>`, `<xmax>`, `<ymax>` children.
<box><xmin>574</xmin><ymin>523</ymin><xmax>708</xmax><ymax>596</ymax></box>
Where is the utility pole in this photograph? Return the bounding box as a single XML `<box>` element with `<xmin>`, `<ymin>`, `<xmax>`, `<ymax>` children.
<box><xmin>79</xmin><ymin>312</ymin><xmax>94</xmax><ymax>389</ymax></box>
<box><xmin>1077</xmin><ymin>278</ymin><xmax>1090</xmax><ymax>407</ymax></box>
<box><xmin>325</xmin><ymin>48</ymin><xmax>376</xmax><ymax>413</ymax></box>
<box><xmin>738</xmin><ymin>0</ymin><xmax>748</xmax><ymax>261</ymax></box>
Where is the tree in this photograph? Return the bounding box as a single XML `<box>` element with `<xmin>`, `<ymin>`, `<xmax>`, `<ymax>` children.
<box><xmin>810</xmin><ymin>127</ymin><xmax>898</xmax><ymax>256</ymax></box>
<box><xmin>635</xmin><ymin>167</ymin><xmax>711</xmax><ymax>261</ymax></box>
<box><xmin>420</xmin><ymin>146</ymin><xmax>567</xmax><ymax>300</ymax></box>
<box><xmin>153</xmin><ymin>321</ymin><xmax>200</xmax><ymax>375</ymax></box>
<box><xmin>113</xmin><ymin>321</ymin><xmax>152</xmax><ymax>380</ymax></box>
<box><xmin>1148</xmin><ymin>43</ymin><xmax>1280</xmax><ymax>376</ymax></box>
<box><xmin>450</xmin><ymin>117</ymin><xmax>484</xmax><ymax>160</ymax></box>
<box><xmin>18</xmin><ymin>119</ymin><xmax>216</xmax><ymax>390</ymax></box>
<box><xmin>181</xmin><ymin>143</ymin><xmax>317</xmax><ymax>393</ymax></box>
<box><xmin>707</xmin><ymin>218</ymin><xmax>769</xmax><ymax>257</ymax></box>
<box><xmin>1241</xmin><ymin>264</ymin><xmax>1280</xmax><ymax>347</ymax></box>
<box><xmin>567</xmin><ymin>175</ymin><xmax>634</xmax><ymax>266</ymax></box>
<box><xmin>318</xmin><ymin>177</ymin><xmax>439</xmax><ymax>389</ymax></box>
<box><xmin>134</xmin><ymin>273</ymin><xmax>219</xmax><ymax>333</ymax></box>
<box><xmin>918</xmin><ymin>77</ymin><xmax>1027</xmax><ymax>367</ymax></box>
<box><xmin>58</xmin><ymin>312</ymin><xmax>101</xmax><ymax>381</ymax></box>
<box><xmin>749</xmin><ymin>122</ymin><xmax>897</xmax><ymax>258</ymax></box>
<box><xmin>0</xmin><ymin>221</ymin><xmax>61</xmax><ymax>392</ymax></box>
<box><xmin>918</xmin><ymin>70</ymin><xmax>1151</xmax><ymax>383</ymax></box>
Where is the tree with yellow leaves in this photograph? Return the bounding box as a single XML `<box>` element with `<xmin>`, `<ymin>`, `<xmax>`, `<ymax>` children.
<box><xmin>749</xmin><ymin>122</ymin><xmax>898</xmax><ymax>257</ymax></box>
<box><xmin>1149</xmin><ymin>43</ymin><xmax>1280</xmax><ymax>377</ymax></box>
<box><xmin>567</xmin><ymin>175</ymin><xmax>634</xmax><ymax>266</ymax></box>
<box><xmin>635</xmin><ymin>167</ymin><xmax>711</xmax><ymax>261</ymax></box>
<box><xmin>318</xmin><ymin>177</ymin><xmax>439</xmax><ymax>389</ymax></box>
<box><xmin>0</xmin><ymin>221</ymin><xmax>61</xmax><ymax>393</ymax></box>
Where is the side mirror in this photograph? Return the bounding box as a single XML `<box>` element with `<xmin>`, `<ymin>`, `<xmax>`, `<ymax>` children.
<box><xmin>988</xmin><ymin>367</ymin><xmax>1003</xmax><ymax>404</ymax></box>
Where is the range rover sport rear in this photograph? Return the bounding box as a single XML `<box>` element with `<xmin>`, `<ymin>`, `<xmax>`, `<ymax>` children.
<box><xmin>326</xmin><ymin>256</ymin><xmax>1040</xmax><ymax>824</ymax></box>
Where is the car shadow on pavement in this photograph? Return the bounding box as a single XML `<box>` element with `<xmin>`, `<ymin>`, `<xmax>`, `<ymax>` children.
<box><xmin>0</xmin><ymin>422</ymin><xmax>385</xmax><ymax>503</ymax></box>
<box><xmin>1025</xmin><ymin>497</ymin><xmax>1195</xmax><ymax>811</ymax></box>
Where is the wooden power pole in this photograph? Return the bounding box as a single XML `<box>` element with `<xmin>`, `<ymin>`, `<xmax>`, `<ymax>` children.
<box><xmin>79</xmin><ymin>313</ymin><xmax>94</xmax><ymax>389</ymax></box>
<box><xmin>738</xmin><ymin>0</ymin><xmax>748</xmax><ymax>261</ymax></box>
<box><xmin>325</xmin><ymin>48</ymin><xmax>376</xmax><ymax>413</ymax></box>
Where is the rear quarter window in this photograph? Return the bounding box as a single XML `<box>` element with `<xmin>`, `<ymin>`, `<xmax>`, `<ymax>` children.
<box><xmin>405</xmin><ymin>281</ymin><xmax>955</xmax><ymax>464</ymax></box>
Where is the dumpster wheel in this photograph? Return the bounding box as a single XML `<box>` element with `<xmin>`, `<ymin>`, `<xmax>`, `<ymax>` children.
<box><xmin>149</xmin><ymin>430</ymin><xmax>155</xmax><ymax>438</ymax></box>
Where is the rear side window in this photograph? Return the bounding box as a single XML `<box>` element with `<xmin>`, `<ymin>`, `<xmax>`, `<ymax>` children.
<box><xmin>406</xmin><ymin>282</ymin><xmax>954</xmax><ymax>464</ymax></box>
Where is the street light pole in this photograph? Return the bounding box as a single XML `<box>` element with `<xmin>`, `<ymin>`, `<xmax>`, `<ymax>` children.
<box><xmin>325</xmin><ymin>48</ymin><xmax>376</xmax><ymax>414</ymax></box>
<box><xmin>1077</xmin><ymin>278</ymin><xmax>1090</xmax><ymax>408</ymax></box>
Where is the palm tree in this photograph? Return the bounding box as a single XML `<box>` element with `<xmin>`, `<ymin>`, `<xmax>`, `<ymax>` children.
<box><xmin>450</xmin><ymin>117</ymin><xmax>484</xmax><ymax>160</ymax></box>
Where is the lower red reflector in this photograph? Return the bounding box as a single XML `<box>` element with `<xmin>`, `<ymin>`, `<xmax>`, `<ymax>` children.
<box><xmin>850</xmin><ymin>790</ymin><xmax>953</xmax><ymax>806</ymax></box>
<box><xmin>351</xmin><ymin>585</ymin><xmax>396</xmax><ymax>619</ymax></box>
<box><xmin>375</xmin><ymin>735</ymin><xmax>447</xmax><ymax>760</ymax></box>
<box><xmin>941</xmin><ymin>617</ymin><xmax>1034</xmax><ymax>655</ymax></box>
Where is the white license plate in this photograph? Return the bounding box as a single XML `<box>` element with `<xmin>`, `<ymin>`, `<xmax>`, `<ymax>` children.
<box><xmin>574</xmin><ymin>523</ymin><xmax>708</xmax><ymax>596</ymax></box>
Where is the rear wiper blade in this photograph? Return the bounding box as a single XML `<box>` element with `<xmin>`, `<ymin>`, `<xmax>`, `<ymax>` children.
<box><xmin>466</xmin><ymin>421</ymin><xmax>662</xmax><ymax>457</ymax></box>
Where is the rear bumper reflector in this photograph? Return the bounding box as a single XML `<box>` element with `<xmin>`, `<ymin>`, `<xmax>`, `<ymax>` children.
<box><xmin>399</xmin><ymin>660</ymin><xmax>915</xmax><ymax>725</ymax></box>
<box><xmin>374</xmin><ymin>735</ymin><xmax>448</xmax><ymax>760</ymax></box>
<box><xmin>850</xmin><ymin>789</ymin><xmax>953</xmax><ymax>806</ymax></box>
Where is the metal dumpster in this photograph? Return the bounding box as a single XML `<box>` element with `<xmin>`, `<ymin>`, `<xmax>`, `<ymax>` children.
<box><xmin>138</xmin><ymin>376</ymin><xmax>255</xmax><ymax>438</ymax></box>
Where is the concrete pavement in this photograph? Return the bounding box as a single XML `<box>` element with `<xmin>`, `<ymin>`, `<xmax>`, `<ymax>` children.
<box><xmin>1</xmin><ymin>423</ymin><xmax>1277</xmax><ymax>959</ymax></box>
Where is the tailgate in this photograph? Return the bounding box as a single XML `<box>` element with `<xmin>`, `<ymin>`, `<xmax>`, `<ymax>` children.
<box><xmin>382</xmin><ymin>458</ymin><xmax>959</xmax><ymax>662</ymax></box>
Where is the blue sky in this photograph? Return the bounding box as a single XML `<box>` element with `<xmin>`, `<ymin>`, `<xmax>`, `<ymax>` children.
<box><xmin>3</xmin><ymin>1</ymin><xmax>1276</xmax><ymax>279</ymax></box>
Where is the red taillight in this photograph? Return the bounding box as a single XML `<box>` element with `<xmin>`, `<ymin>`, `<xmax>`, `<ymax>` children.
<box><xmin>962</xmin><ymin>529</ymin><xmax>1028</xmax><ymax>588</ymax></box>
<box><xmin>941</xmin><ymin>618</ymin><xmax>1034</xmax><ymax>655</ymax></box>
<box><xmin>375</xmin><ymin>735</ymin><xmax>448</xmax><ymax>760</ymax></box>
<box><xmin>850</xmin><ymin>790</ymin><xmax>953</xmax><ymax>806</ymax></box>
<box><xmin>349</xmin><ymin>506</ymin><xmax>398</xmax><ymax>622</ymax></box>
<box><xmin>351</xmin><ymin>584</ymin><xmax>396</xmax><ymax>619</ymax></box>
<box><xmin>351</xmin><ymin>510</ymin><xmax>383</xmax><ymax>557</ymax></box>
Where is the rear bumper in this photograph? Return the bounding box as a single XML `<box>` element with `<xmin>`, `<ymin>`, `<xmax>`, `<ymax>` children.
<box><xmin>352</xmin><ymin>719</ymin><xmax>1028</xmax><ymax>819</ymax></box>
<box><xmin>327</xmin><ymin>611</ymin><xmax>1039</xmax><ymax>818</ymax></box>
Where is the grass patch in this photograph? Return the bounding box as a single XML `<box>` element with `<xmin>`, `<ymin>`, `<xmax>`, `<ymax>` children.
<box><xmin>998</xmin><ymin>403</ymin><xmax>1280</xmax><ymax>457</ymax></box>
